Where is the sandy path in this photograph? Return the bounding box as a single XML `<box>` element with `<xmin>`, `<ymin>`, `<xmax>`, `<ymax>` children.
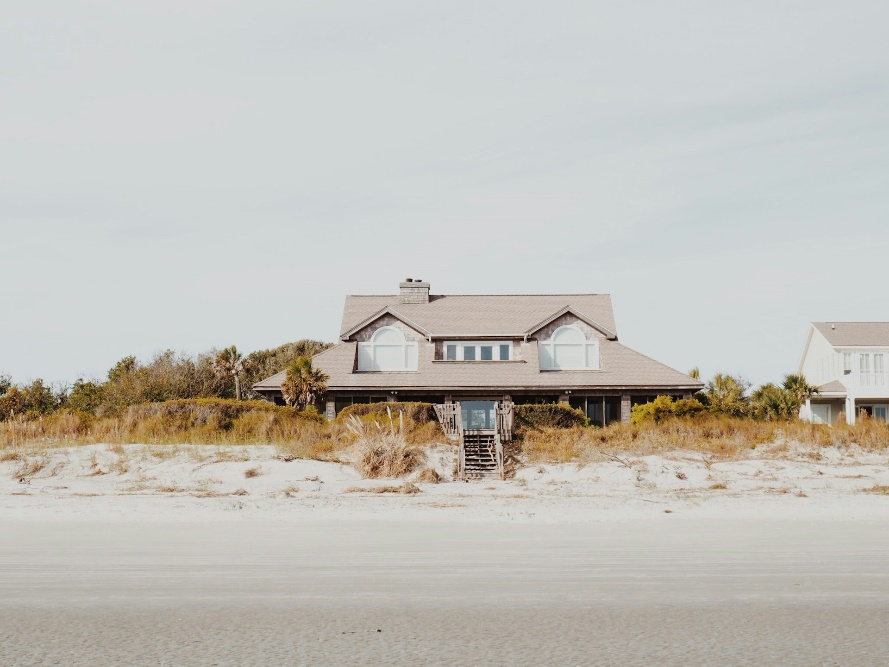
<box><xmin>2</xmin><ymin>518</ymin><xmax>888</xmax><ymax>665</ymax></box>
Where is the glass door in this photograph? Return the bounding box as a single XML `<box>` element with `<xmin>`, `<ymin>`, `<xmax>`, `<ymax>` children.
<box><xmin>461</xmin><ymin>401</ymin><xmax>496</xmax><ymax>429</ymax></box>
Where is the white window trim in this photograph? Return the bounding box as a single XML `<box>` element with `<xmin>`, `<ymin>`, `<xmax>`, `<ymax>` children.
<box><xmin>539</xmin><ymin>325</ymin><xmax>600</xmax><ymax>371</ymax></box>
<box><xmin>443</xmin><ymin>341</ymin><xmax>512</xmax><ymax>361</ymax></box>
<box><xmin>357</xmin><ymin>326</ymin><xmax>418</xmax><ymax>372</ymax></box>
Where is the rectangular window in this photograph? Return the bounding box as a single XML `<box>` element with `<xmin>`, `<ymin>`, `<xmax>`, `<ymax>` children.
<box><xmin>811</xmin><ymin>404</ymin><xmax>830</xmax><ymax>425</ymax></box>
<box><xmin>860</xmin><ymin>354</ymin><xmax>871</xmax><ymax>386</ymax></box>
<box><xmin>375</xmin><ymin>345</ymin><xmax>405</xmax><ymax>371</ymax></box>
<box><xmin>844</xmin><ymin>353</ymin><xmax>852</xmax><ymax>375</ymax></box>
<box><xmin>441</xmin><ymin>341</ymin><xmax>512</xmax><ymax>361</ymax></box>
<box><xmin>553</xmin><ymin>344</ymin><xmax>584</xmax><ymax>369</ymax></box>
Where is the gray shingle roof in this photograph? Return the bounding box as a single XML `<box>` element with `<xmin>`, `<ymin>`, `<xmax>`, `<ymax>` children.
<box><xmin>817</xmin><ymin>380</ymin><xmax>847</xmax><ymax>394</ymax></box>
<box><xmin>340</xmin><ymin>294</ymin><xmax>618</xmax><ymax>339</ymax></box>
<box><xmin>252</xmin><ymin>289</ymin><xmax>702</xmax><ymax>394</ymax></box>
<box><xmin>814</xmin><ymin>322</ymin><xmax>889</xmax><ymax>347</ymax></box>
<box><xmin>252</xmin><ymin>339</ymin><xmax>701</xmax><ymax>392</ymax></box>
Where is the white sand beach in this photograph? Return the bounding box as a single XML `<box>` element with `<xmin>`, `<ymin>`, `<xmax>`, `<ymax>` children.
<box><xmin>3</xmin><ymin>442</ymin><xmax>889</xmax><ymax>523</ymax></box>
<box><xmin>2</xmin><ymin>444</ymin><xmax>889</xmax><ymax>665</ymax></box>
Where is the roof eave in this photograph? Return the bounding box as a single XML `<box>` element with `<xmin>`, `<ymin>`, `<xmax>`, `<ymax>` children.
<box><xmin>524</xmin><ymin>305</ymin><xmax>618</xmax><ymax>340</ymax></box>
<box><xmin>339</xmin><ymin>306</ymin><xmax>431</xmax><ymax>340</ymax></box>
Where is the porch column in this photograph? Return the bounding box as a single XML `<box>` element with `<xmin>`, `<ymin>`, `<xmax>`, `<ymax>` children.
<box><xmin>387</xmin><ymin>393</ymin><xmax>398</xmax><ymax>403</ymax></box>
<box><xmin>325</xmin><ymin>400</ymin><xmax>335</xmax><ymax>421</ymax></box>
<box><xmin>620</xmin><ymin>394</ymin><xmax>631</xmax><ymax>424</ymax></box>
<box><xmin>846</xmin><ymin>397</ymin><xmax>856</xmax><ymax>425</ymax></box>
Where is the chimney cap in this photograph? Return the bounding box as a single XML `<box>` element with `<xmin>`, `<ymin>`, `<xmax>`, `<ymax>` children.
<box><xmin>405</xmin><ymin>277</ymin><xmax>413</xmax><ymax>282</ymax></box>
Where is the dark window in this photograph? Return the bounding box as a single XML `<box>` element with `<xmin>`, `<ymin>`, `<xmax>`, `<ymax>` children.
<box><xmin>480</xmin><ymin>346</ymin><xmax>493</xmax><ymax>361</ymax></box>
<box><xmin>499</xmin><ymin>344</ymin><xmax>510</xmax><ymax>360</ymax></box>
<box><xmin>446</xmin><ymin>345</ymin><xmax>457</xmax><ymax>361</ymax></box>
<box><xmin>463</xmin><ymin>347</ymin><xmax>476</xmax><ymax>361</ymax></box>
<box><xmin>604</xmin><ymin>397</ymin><xmax>622</xmax><ymax>425</ymax></box>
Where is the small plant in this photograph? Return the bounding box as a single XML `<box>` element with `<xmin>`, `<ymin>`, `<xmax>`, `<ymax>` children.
<box><xmin>515</xmin><ymin>403</ymin><xmax>588</xmax><ymax>429</ymax></box>
<box><xmin>708</xmin><ymin>482</ymin><xmax>727</xmax><ymax>490</ymax></box>
<box><xmin>14</xmin><ymin>454</ymin><xmax>48</xmax><ymax>479</ymax></box>
<box><xmin>343</xmin><ymin>482</ymin><xmax>421</xmax><ymax>494</ymax></box>
<box><xmin>244</xmin><ymin>466</ymin><xmax>262</xmax><ymax>478</ymax></box>
<box><xmin>415</xmin><ymin>467</ymin><xmax>442</xmax><ymax>484</ymax></box>
<box><xmin>862</xmin><ymin>484</ymin><xmax>889</xmax><ymax>495</ymax></box>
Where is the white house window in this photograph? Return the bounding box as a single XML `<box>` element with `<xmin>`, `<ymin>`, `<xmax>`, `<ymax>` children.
<box><xmin>539</xmin><ymin>325</ymin><xmax>599</xmax><ymax>370</ymax></box>
<box><xmin>811</xmin><ymin>404</ymin><xmax>830</xmax><ymax>425</ymax></box>
<box><xmin>860</xmin><ymin>354</ymin><xmax>872</xmax><ymax>386</ymax></box>
<box><xmin>358</xmin><ymin>326</ymin><xmax>418</xmax><ymax>371</ymax></box>
<box><xmin>843</xmin><ymin>353</ymin><xmax>852</xmax><ymax>375</ymax></box>
<box><xmin>442</xmin><ymin>341</ymin><xmax>511</xmax><ymax>361</ymax></box>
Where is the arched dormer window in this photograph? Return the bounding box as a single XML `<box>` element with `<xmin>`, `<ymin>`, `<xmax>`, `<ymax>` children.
<box><xmin>357</xmin><ymin>326</ymin><xmax>419</xmax><ymax>371</ymax></box>
<box><xmin>538</xmin><ymin>325</ymin><xmax>599</xmax><ymax>370</ymax></box>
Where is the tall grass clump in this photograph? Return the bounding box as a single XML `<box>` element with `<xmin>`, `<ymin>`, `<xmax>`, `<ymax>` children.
<box><xmin>520</xmin><ymin>414</ymin><xmax>889</xmax><ymax>464</ymax></box>
<box><xmin>346</xmin><ymin>408</ymin><xmax>422</xmax><ymax>478</ymax></box>
<box><xmin>0</xmin><ymin>399</ymin><xmax>330</xmax><ymax>450</ymax></box>
<box><xmin>337</xmin><ymin>402</ymin><xmax>446</xmax><ymax>446</ymax></box>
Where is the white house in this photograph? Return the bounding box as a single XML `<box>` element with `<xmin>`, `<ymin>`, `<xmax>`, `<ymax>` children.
<box><xmin>798</xmin><ymin>322</ymin><xmax>889</xmax><ymax>425</ymax></box>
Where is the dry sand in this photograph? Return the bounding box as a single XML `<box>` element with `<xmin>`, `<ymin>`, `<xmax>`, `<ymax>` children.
<box><xmin>2</xmin><ymin>443</ymin><xmax>889</xmax><ymax>665</ymax></box>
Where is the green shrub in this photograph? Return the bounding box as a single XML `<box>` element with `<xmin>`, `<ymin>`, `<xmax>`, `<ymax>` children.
<box><xmin>515</xmin><ymin>403</ymin><xmax>589</xmax><ymax>430</ymax></box>
<box><xmin>631</xmin><ymin>396</ymin><xmax>705</xmax><ymax>425</ymax></box>
<box><xmin>337</xmin><ymin>402</ymin><xmax>436</xmax><ymax>424</ymax></box>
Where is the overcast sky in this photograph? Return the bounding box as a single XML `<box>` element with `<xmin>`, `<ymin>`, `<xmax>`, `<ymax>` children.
<box><xmin>2</xmin><ymin>1</ymin><xmax>888</xmax><ymax>388</ymax></box>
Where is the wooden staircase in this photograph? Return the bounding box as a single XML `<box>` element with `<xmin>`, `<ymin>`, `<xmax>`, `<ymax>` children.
<box><xmin>462</xmin><ymin>430</ymin><xmax>500</xmax><ymax>479</ymax></box>
<box><xmin>434</xmin><ymin>401</ymin><xmax>513</xmax><ymax>481</ymax></box>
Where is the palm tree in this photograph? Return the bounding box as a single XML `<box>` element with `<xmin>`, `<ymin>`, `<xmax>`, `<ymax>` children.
<box><xmin>751</xmin><ymin>383</ymin><xmax>798</xmax><ymax>421</ymax></box>
<box><xmin>281</xmin><ymin>356</ymin><xmax>328</xmax><ymax>410</ymax></box>
<box><xmin>782</xmin><ymin>373</ymin><xmax>819</xmax><ymax>404</ymax></box>
<box><xmin>213</xmin><ymin>346</ymin><xmax>249</xmax><ymax>400</ymax></box>
<box><xmin>702</xmin><ymin>373</ymin><xmax>750</xmax><ymax>417</ymax></box>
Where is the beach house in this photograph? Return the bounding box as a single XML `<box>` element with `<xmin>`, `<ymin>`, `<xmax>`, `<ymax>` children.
<box><xmin>798</xmin><ymin>322</ymin><xmax>889</xmax><ymax>425</ymax></box>
<box><xmin>253</xmin><ymin>279</ymin><xmax>702</xmax><ymax>423</ymax></box>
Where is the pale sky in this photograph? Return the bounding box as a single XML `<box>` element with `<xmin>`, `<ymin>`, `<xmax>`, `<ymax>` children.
<box><xmin>2</xmin><ymin>1</ymin><xmax>888</xmax><ymax>388</ymax></box>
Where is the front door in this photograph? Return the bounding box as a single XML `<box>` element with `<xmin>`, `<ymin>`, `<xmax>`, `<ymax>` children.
<box><xmin>461</xmin><ymin>401</ymin><xmax>497</xmax><ymax>430</ymax></box>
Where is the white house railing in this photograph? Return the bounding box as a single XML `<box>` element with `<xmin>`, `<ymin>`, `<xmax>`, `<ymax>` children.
<box><xmin>853</xmin><ymin>372</ymin><xmax>889</xmax><ymax>388</ymax></box>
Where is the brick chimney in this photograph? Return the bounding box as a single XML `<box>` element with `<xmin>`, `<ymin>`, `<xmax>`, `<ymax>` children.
<box><xmin>399</xmin><ymin>278</ymin><xmax>430</xmax><ymax>304</ymax></box>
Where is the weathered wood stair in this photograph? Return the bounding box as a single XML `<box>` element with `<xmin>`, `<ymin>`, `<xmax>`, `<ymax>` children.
<box><xmin>462</xmin><ymin>431</ymin><xmax>500</xmax><ymax>479</ymax></box>
<box><xmin>434</xmin><ymin>401</ymin><xmax>513</xmax><ymax>481</ymax></box>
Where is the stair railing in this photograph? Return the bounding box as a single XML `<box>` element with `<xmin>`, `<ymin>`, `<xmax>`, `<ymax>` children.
<box><xmin>494</xmin><ymin>431</ymin><xmax>504</xmax><ymax>480</ymax></box>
